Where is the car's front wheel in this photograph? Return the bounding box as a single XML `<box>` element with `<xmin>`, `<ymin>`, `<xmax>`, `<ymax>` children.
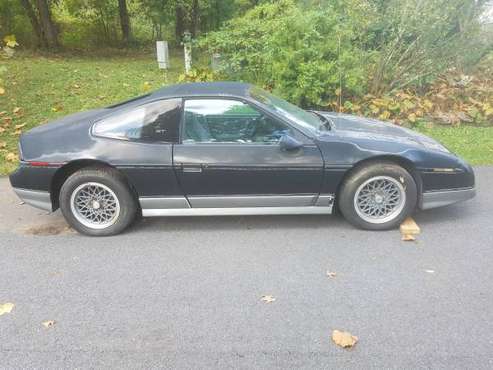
<box><xmin>338</xmin><ymin>161</ymin><xmax>417</xmax><ymax>230</ymax></box>
<box><xmin>59</xmin><ymin>167</ymin><xmax>137</xmax><ymax>236</ymax></box>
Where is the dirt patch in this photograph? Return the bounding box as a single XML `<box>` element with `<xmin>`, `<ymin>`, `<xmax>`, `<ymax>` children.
<box><xmin>22</xmin><ymin>222</ymin><xmax>75</xmax><ymax>236</ymax></box>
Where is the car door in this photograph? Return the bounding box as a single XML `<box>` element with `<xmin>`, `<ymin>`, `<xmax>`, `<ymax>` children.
<box><xmin>173</xmin><ymin>98</ymin><xmax>324</xmax><ymax>208</ymax></box>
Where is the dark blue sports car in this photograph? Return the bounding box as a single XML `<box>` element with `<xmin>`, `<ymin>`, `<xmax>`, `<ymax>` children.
<box><xmin>10</xmin><ymin>82</ymin><xmax>475</xmax><ymax>236</ymax></box>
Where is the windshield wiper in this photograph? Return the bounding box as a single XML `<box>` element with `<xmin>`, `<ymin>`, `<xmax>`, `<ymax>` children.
<box><xmin>310</xmin><ymin>110</ymin><xmax>332</xmax><ymax>131</ymax></box>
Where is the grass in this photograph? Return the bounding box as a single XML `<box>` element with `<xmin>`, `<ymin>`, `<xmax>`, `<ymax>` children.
<box><xmin>1</xmin><ymin>51</ymin><xmax>492</xmax><ymax>174</ymax></box>
<box><xmin>0</xmin><ymin>50</ymin><xmax>185</xmax><ymax>174</ymax></box>
<box><xmin>415</xmin><ymin>124</ymin><xmax>493</xmax><ymax>165</ymax></box>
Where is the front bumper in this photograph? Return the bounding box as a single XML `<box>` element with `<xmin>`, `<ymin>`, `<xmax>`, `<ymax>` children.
<box><xmin>12</xmin><ymin>187</ymin><xmax>53</xmax><ymax>212</ymax></box>
<box><xmin>420</xmin><ymin>187</ymin><xmax>476</xmax><ymax>210</ymax></box>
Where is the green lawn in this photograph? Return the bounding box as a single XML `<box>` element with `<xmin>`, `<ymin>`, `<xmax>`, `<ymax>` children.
<box><xmin>415</xmin><ymin>124</ymin><xmax>493</xmax><ymax>165</ymax></box>
<box><xmin>1</xmin><ymin>52</ymin><xmax>492</xmax><ymax>174</ymax></box>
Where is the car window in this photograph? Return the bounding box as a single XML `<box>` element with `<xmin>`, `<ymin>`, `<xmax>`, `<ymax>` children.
<box><xmin>93</xmin><ymin>99</ymin><xmax>182</xmax><ymax>143</ymax></box>
<box><xmin>183</xmin><ymin>99</ymin><xmax>291</xmax><ymax>144</ymax></box>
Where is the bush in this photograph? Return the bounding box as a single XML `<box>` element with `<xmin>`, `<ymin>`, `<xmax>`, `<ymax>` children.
<box><xmin>201</xmin><ymin>0</ymin><xmax>372</xmax><ymax>107</ymax></box>
<box><xmin>201</xmin><ymin>0</ymin><xmax>492</xmax><ymax>109</ymax></box>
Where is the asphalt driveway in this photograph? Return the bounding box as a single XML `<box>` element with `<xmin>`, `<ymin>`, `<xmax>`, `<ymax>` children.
<box><xmin>0</xmin><ymin>167</ymin><xmax>492</xmax><ymax>369</ymax></box>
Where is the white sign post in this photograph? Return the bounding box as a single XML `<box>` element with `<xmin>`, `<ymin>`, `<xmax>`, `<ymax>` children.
<box><xmin>156</xmin><ymin>41</ymin><xmax>169</xmax><ymax>69</ymax></box>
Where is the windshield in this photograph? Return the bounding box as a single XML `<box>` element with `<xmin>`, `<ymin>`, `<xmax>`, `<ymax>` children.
<box><xmin>249</xmin><ymin>87</ymin><xmax>327</xmax><ymax>133</ymax></box>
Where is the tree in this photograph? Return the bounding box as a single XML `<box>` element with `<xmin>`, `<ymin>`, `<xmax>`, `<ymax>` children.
<box><xmin>18</xmin><ymin>0</ymin><xmax>45</xmax><ymax>47</ymax></box>
<box><xmin>117</xmin><ymin>0</ymin><xmax>132</xmax><ymax>45</ymax></box>
<box><xmin>18</xmin><ymin>0</ymin><xmax>58</xmax><ymax>48</ymax></box>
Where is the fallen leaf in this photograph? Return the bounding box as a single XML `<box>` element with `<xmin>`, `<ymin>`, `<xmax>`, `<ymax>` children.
<box><xmin>0</xmin><ymin>302</ymin><xmax>14</xmax><ymax>316</ymax></box>
<box><xmin>13</xmin><ymin>107</ymin><xmax>21</xmax><ymax>114</ymax></box>
<box><xmin>0</xmin><ymin>127</ymin><xmax>5</xmax><ymax>134</ymax></box>
<box><xmin>14</xmin><ymin>123</ymin><xmax>26</xmax><ymax>130</ymax></box>
<box><xmin>0</xmin><ymin>111</ymin><xmax>6</xmax><ymax>116</ymax></box>
<box><xmin>332</xmin><ymin>329</ymin><xmax>358</xmax><ymax>348</ymax></box>
<box><xmin>5</xmin><ymin>152</ymin><xmax>18</xmax><ymax>162</ymax></box>
<box><xmin>260</xmin><ymin>295</ymin><xmax>276</xmax><ymax>303</ymax></box>
<box><xmin>326</xmin><ymin>271</ymin><xmax>337</xmax><ymax>278</ymax></box>
<box><xmin>42</xmin><ymin>320</ymin><xmax>56</xmax><ymax>328</ymax></box>
<box><xmin>73</xmin><ymin>84</ymin><xmax>80</xmax><ymax>89</ymax></box>
<box><xmin>0</xmin><ymin>141</ymin><xmax>6</xmax><ymax>148</ymax></box>
<box><xmin>0</xmin><ymin>87</ymin><xmax>5</xmax><ymax>95</ymax></box>
<box><xmin>400</xmin><ymin>217</ymin><xmax>420</xmax><ymax>241</ymax></box>
<box><xmin>3</xmin><ymin>116</ymin><xmax>12</xmax><ymax>125</ymax></box>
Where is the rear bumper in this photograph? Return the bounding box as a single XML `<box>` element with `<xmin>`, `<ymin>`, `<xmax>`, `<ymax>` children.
<box><xmin>12</xmin><ymin>187</ymin><xmax>52</xmax><ymax>212</ymax></box>
<box><xmin>420</xmin><ymin>187</ymin><xmax>476</xmax><ymax>210</ymax></box>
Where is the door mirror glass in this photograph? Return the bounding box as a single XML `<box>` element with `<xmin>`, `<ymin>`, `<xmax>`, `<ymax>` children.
<box><xmin>279</xmin><ymin>134</ymin><xmax>303</xmax><ymax>151</ymax></box>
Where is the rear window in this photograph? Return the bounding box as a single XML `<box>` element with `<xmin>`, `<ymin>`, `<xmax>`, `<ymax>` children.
<box><xmin>93</xmin><ymin>99</ymin><xmax>182</xmax><ymax>143</ymax></box>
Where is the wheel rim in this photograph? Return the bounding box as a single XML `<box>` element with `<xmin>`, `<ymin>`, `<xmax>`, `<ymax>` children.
<box><xmin>70</xmin><ymin>182</ymin><xmax>121</xmax><ymax>230</ymax></box>
<box><xmin>354</xmin><ymin>176</ymin><xmax>406</xmax><ymax>224</ymax></box>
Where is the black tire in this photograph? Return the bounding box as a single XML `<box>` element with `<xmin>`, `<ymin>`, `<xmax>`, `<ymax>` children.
<box><xmin>59</xmin><ymin>167</ymin><xmax>137</xmax><ymax>236</ymax></box>
<box><xmin>338</xmin><ymin>161</ymin><xmax>418</xmax><ymax>230</ymax></box>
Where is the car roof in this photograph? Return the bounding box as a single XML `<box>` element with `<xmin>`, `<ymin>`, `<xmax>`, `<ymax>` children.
<box><xmin>151</xmin><ymin>81</ymin><xmax>252</xmax><ymax>99</ymax></box>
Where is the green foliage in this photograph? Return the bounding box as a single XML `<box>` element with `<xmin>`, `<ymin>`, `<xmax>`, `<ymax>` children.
<box><xmin>202</xmin><ymin>0</ymin><xmax>493</xmax><ymax>107</ymax></box>
<box><xmin>201</xmin><ymin>0</ymin><xmax>373</xmax><ymax>106</ymax></box>
<box><xmin>177</xmin><ymin>67</ymin><xmax>221</xmax><ymax>82</ymax></box>
<box><xmin>367</xmin><ymin>0</ymin><xmax>490</xmax><ymax>94</ymax></box>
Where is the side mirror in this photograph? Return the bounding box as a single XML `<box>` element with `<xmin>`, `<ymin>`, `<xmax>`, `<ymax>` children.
<box><xmin>279</xmin><ymin>134</ymin><xmax>303</xmax><ymax>151</ymax></box>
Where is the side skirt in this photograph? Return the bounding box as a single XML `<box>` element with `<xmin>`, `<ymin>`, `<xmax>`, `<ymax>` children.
<box><xmin>142</xmin><ymin>206</ymin><xmax>333</xmax><ymax>217</ymax></box>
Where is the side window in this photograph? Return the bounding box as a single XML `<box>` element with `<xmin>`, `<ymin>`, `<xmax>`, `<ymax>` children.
<box><xmin>93</xmin><ymin>99</ymin><xmax>182</xmax><ymax>143</ymax></box>
<box><xmin>183</xmin><ymin>99</ymin><xmax>290</xmax><ymax>144</ymax></box>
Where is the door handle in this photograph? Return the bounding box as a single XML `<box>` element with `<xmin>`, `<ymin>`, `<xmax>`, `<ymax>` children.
<box><xmin>181</xmin><ymin>164</ymin><xmax>203</xmax><ymax>173</ymax></box>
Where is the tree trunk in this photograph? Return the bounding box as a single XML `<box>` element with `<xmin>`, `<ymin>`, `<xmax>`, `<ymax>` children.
<box><xmin>19</xmin><ymin>0</ymin><xmax>46</xmax><ymax>48</ymax></box>
<box><xmin>35</xmin><ymin>0</ymin><xmax>59</xmax><ymax>48</ymax></box>
<box><xmin>118</xmin><ymin>0</ymin><xmax>132</xmax><ymax>45</ymax></box>
<box><xmin>191</xmin><ymin>0</ymin><xmax>199</xmax><ymax>37</ymax></box>
<box><xmin>175</xmin><ymin>3</ymin><xmax>185</xmax><ymax>43</ymax></box>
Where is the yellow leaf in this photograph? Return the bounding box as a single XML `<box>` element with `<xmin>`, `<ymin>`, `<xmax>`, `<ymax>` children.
<box><xmin>14</xmin><ymin>123</ymin><xmax>26</xmax><ymax>130</ymax></box>
<box><xmin>370</xmin><ymin>104</ymin><xmax>379</xmax><ymax>114</ymax></box>
<box><xmin>408</xmin><ymin>113</ymin><xmax>417</xmax><ymax>123</ymax></box>
<box><xmin>379</xmin><ymin>111</ymin><xmax>391</xmax><ymax>120</ymax></box>
<box><xmin>3</xmin><ymin>34</ymin><xmax>18</xmax><ymax>48</ymax></box>
<box><xmin>332</xmin><ymin>330</ymin><xmax>358</xmax><ymax>348</ymax></box>
<box><xmin>143</xmin><ymin>81</ymin><xmax>152</xmax><ymax>91</ymax></box>
<box><xmin>0</xmin><ymin>141</ymin><xmax>6</xmax><ymax>148</ymax></box>
<box><xmin>0</xmin><ymin>302</ymin><xmax>14</xmax><ymax>315</ymax></box>
<box><xmin>335</xmin><ymin>88</ymin><xmax>341</xmax><ymax>96</ymax></box>
<box><xmin>51</xmin><ymin>106</ymin><xmax>62</xmax><ymax>112</ymax></box>
<box><xmin>260</xmin><ymin>295</ymin><xmax>276</xmax><ymax>303</ymax></box>
<box><xmin>13</xmin><ymin>107</ymin><xmax>21</xmax><ymax>114</ymax></box>
<box><xmin>0</xmin><ymin>87</ymin><xmax>5</xmax><ymax>95</ymax></box>
<box><xmin>42</xmin><ymin>320</ymin><xmax>56</xmax><ymax>328</ymax></box>
<box><xmin>423</xmin><ymin>99</ymin><xmax>433</xmax><ymax>109</ymax></box>
<box><xmin>5</xmin><ymin>152</ymin><xmax>18</xmax><ymax>162</ymax></box>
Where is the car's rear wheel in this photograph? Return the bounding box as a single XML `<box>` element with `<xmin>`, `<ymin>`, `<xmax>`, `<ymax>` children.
<box><xmin>59</xmin><ymin>167</ymin><xmax>137</xmax><ymax>236</ymax></box>
<box><xmin>338</xmin><ymin>162</ymin><xmax>417</xmax><ymax>230</ymax></box>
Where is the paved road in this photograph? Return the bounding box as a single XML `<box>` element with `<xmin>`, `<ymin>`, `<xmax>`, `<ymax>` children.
<box><xmin>0</xmin><ymin>168</ymin><xmax>492</xmax><ymax>369</ymax></box>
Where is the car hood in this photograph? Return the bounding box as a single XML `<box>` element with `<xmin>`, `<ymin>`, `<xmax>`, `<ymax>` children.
<box><xmin>318</xmin><ymin>112</ymin><xmax>449</xmax><ymax>152</ymax></box>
